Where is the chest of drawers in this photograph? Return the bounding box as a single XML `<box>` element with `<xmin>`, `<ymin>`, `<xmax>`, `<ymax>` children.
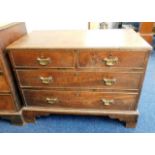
<box><xmin>0</xmin><ymin>55</ymin><xmax>13</xmax><ymax>111</ymax></box>
<box><xmin>7</xmin><ymin>29</ymin><xmax>152</xmax><ymax>127</ymax></box>
<box><xmin>0</xmin><ymin>22</ymin><xmax>27</xmax><ymax>125</ymax></box>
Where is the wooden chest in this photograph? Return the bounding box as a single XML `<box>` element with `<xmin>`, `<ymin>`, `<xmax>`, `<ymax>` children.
<box><xmin>0</xmin><ymin>23</ymin><xmax>27</xmax><ymax>125</ymax></box>
<box><xmin>7</xmin><ymin>29</ymin><xmax>152</xmax><ymax>127</ymax></box>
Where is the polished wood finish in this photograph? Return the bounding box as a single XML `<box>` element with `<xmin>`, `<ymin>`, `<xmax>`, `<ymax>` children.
<box><xmin>17</xmin><ymin>70</ymin><xmax>143</xmax><ymax>90</ymax></box>
<box><xmin>23</xmin><ymin>90</ymin><xmax>138</xmax><ymax>110</ymax></box>
<box><xmin>78</xmin><ymin>50</ymin><xmax>147</xmax><ymax>68</ymax></box>
<box><xmin>0</xmin><ymin>22</ymin><xmax>27</xmax><ymax>125</ymax></box>
<box><xmin>10</xmin><ymin>49</ymin><xmax>75</xmax><ymax>68</ymax></box>
<box><xmin>7</xmin><ymin>29</ymin><xmax>152</xmax><ymax>128</ymax></box>
<box><xmin>7</xmin><ymin>29</ymin><xmax>151</xmax><ymax>50</ymax></box>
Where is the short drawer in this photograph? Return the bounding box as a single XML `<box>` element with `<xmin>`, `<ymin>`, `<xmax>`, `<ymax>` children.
<box><xmin>23</xmin><ymin>90</ymin><xmax>138</xmax><ymax>110</ymax></box>
<box><xmin>0</xmin><ymin>73</ymin><xmax>10</xmax><ymax>92</ymax></box>
<box><xmin>9</xmin><ymin>49</ymin><xmax>75</xmax><ymax>68</ymax></box>
<box><xmin>78</xmin><ymin>50</ymin><xmax>147</xmax><ymax>68</ymax></box>
<box><xmin>17</xmin><ymin>70</ymin><xmax>143</xmax><ymax>90</ymax></box>
<box><xmin>0</xmin><ymin>94</ymin><xmax>16</xmax><ymax>111</ymax></box>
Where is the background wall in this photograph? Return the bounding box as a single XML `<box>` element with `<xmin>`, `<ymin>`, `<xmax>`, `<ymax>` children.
<box><xmin>1</xmin><ymin>0</ymin><xmax>154</xmax><ymax>32</ymax></box>
<box><xmin>25</xmin><ymin>21</ymin><xmax>88</xmax><ymax>32</ymax></box>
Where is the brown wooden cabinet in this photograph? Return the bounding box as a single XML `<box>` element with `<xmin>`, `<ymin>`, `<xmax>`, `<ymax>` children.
<box><xmin>139</xmin><ymin>22</ymin><xmax>154</xmax><ymax>44</ymax></box>
<box><xmin>7</xmin><ymin>29</ymin><xmax>152</xmax><ymax>127</ymax></box>
<box><xmin>0</xmin><ymin>23</ymin><xmax>27</xmax><ymax>125</ymax></box>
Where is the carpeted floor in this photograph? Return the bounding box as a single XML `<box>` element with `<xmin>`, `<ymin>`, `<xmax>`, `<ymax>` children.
<box><xmin>0</xmin><ymin>50</ymin><xmax>155</xmax><ymax>133</ymax></box>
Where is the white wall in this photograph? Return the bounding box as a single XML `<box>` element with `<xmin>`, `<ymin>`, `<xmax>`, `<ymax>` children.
<box><xmin>25</xmin><ymin>21</ymin><xmax>88</xmax><ymax>32</ymax></box>
<box><xmin>0</xmin><ymin>0</ymin><xmax>154</xmax><ymax>32</ymax></box>
<box><xmin>0</xmin><ymin>0</ymin><xmax>95</xmax><ymax>31</ymax></box>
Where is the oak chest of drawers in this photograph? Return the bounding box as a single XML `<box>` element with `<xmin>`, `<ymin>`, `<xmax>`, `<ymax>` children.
<box><xmin>7</xmin><ymin>29</ymin><xmax>152</xmax><ymax>127</ymax></box>
<box><xmin>0</xmin><ymin>22</ymin><xmax>27</xmax><ymax>124</ymax></box>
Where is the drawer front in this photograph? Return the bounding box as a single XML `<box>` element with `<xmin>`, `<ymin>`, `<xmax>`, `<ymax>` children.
<box><xmin>10</xmin><ymin>49</ymin><xmax>75</xmax><ymax>68</ymax></box>
<box><xmin>0</xmin><ymin>73</ymin><xmax>10</xmax><ymax>92</ymax></box>
<box><xmin>23</xmin><ymin>90</ymin><xmax>138</xmax><ymax>110</ymax></box>
<box><xmin>78</xmin><ymin>50</ymin><xmax>147</xmax><ymax>68</ymax></box>
<box><xmin>0</xmin><ymin>95</ymin><xmax>16</xmax><ymax>111</ymax></box>
<box><xmin>17</xmin><ymin>70</ymin><xmax>142</xmax><ymax>90</ymax></box>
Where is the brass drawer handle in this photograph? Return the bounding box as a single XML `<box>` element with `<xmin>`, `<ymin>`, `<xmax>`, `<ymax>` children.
<box><xmin>101</xmin><ymin>99</ymin><xmax>114</xmax><ymax>106</ymax></box>
<box><xmin>103</xmin><ymin>78</ymin><xmax>116</xmax><ymax>86</ymax></box>
<box><xmin>103</xmin><ymin>57</ymin><xmax>118</xmax><ymax>66</ymax></box>
<box><xmin>40</xmin><ymin>76</ymin><xmax>53</xmax><ymax>84</ymax></box>
<box><xmin>46</xmin><ymin>97</ymin><xmax>58</xmax><ymax>104</ymax></box>
<box><xmin>37</xmin><ymin>57</ymin><xmax>51</xmax><ymax>66</ymax></box>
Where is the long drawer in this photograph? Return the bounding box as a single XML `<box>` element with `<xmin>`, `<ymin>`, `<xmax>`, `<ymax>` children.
<box><xmin>17</xmin><ymin>70</ymin><xmax>143</xmax><ymax>90</ymax></box>
<box><xmin>0</xmin><ymin>94</ymin><xmax>16</xmax><ymax>111</ymax></box>
<box><xmin>0</xmin><ymin>72</ymin><xmax>10</xmax><ymax>92</ymax></box>
<box><xmin>10</xmin><ymin>49</ymin><xmax>76</xmax><ymax>68</ymax></box>
<box><xmin>78</xmin><ymin>50</ymin><xmax>147</xmax><ymax>68</ymax></box>
<box><xmin>23</xmin><ymin>90</ymin><xmax>138</xmax><ymax>110</ymax></box>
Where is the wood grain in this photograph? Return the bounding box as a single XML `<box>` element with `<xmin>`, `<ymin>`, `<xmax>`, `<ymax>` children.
<box><xmin>7</xmin><ymin>29</ymin><xmax>151</xmax><ymax>127</ymax></box>
<box><xmin>10</xmin><ymin>49</ymin><xmax>75</xmax><ymax>68</ymax></box>
<box><xmin>0</xmin><ymin>22</ymin><xmax>27</xmax><ymax>125</ymax></box>
<box><xmin>78</xmin><ymin>50</ymin><xmax>147</xmax><ymax>68</ymax></box>
<box><xmin>17</xmin><ymin>70</ymin><xmax>143</xmax><ymax>90</ymax></box>
<box><xmin>7</xmin><ymin>29</ymin><xmax>152</xmax><ymax>50</ymax></box>
<box><xmin>22</xmin><ymin>90</ymin><xmax>138</xmax><ymax>111</ymax></box>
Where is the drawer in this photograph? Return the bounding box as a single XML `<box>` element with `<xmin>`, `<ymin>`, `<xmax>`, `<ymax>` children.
<box><xmin>23</xmin><ymin>90</ymin><xmax>138</xmax><ymax>110</ymax></box>
<box><xmin>10</xmin><ymin>49</ymin><xmax>75</xmax><ymax>68</ymax></box>
<box><xmin>0</xmin><ymin>73</ymin><xmax>10</xmax><ymax>92</ymax></box>
<box><xmin>78</xmin><ymin>50</ymin><xmax>147</xmax><ymax>68</ymax></box>
<box><xmin>17</xmin><ymin>70</ymin><xmax>143</xmax><ymax>90</ymax></box>
<box><xmin>0</xmin><ymin>94</ymin><xmax>16</xmax><ymax>111</ymax></box>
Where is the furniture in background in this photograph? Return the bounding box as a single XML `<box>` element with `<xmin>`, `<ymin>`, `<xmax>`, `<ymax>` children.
<box><xmin>88</xmin><ymin>22</ymin><xmax>154</xmax><ymax>45</ymax></box>
<box><xmin>7</xmin><ymin>29</ymin><xmax>152</xmax><ymax>127</ymax></box>
<box><xmin>0</xmin><ymin>23</ymin><xmax>27</xmax><ymax>125</ymax></box>
<box><xmin>88</xmin><ymin>22</ymin><xmax>121</xmax><ymax>29</ymax></box>
<box><xmin>139</xmin><ymin>22</ymin><xmax>154</xmax><ymax>44</ymax></box>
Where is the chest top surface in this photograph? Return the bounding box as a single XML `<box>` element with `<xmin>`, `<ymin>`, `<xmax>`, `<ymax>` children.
<box><xmin>7</xmin><ymin>29</ymin><xmax>152</xmax><ymax>51</ymax></box>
